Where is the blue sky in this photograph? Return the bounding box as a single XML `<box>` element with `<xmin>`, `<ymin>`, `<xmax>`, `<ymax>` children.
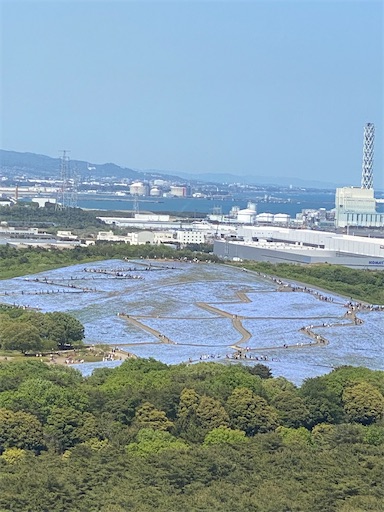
<box><xmin>0</xmin><ymin>0</ymin><xmax>382</xmax><ymax>185</ymax></box>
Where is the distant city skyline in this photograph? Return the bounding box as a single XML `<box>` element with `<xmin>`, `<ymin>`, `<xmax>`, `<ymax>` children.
<box><xmin>0</xmin><ymin>1</ymin><xmax>382</xmax><ymax>187</ymax></box>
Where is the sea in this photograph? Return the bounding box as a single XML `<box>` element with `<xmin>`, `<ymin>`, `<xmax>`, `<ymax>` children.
<box><xmin>77</xmin><ymin>191</ymin><xmax>338</xmax><ymax>216</ymax></box>
<box><xmin>78</xmin><ymin>191</ymin><xmax>384</xmax><ymax>217</ymax></box>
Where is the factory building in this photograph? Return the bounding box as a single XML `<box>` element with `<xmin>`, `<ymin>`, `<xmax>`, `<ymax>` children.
<box><xmin>334</xmin><ymin>123</ymin><xmax>384</xmax><ymax>228</ymax></box>
<box><xmin>214</xmin><ymin>226</ymin><xmax>384</xmax><ymax>270</ymax></box>
<box><xmin>335</xmin><ymin>187</ymin><xmax>383</xmax><ymax>228</ymax></box>
<box><xmin>169</xmin><ymin>185</ymin><xmax>188</xmax><ymax>197</ymax></box>
<box><xmin>96</xmin><ymin>230</ymin><xmax>154</xmax><ymax>244</ymax></box>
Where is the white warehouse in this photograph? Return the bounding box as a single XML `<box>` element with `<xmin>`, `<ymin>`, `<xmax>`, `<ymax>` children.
<box><xmin>214</xmin><ymin>226</ymin><xmax>384</xmax><ymax>269</ymax></box>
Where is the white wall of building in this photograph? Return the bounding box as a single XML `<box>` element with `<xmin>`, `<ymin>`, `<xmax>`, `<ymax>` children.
<box><xmin>31</xmin><ymin>197</ymin><xmax>57</xmax><ymax>207</ymax></box>
<box><xmin>170</xmin><ymin>186</ymin><xmax>187</xmax><ymax>197</ymax></box>
<box><xmin>335</xmin><ymin>212</ymin><xmax>384</xmax><ymax>228</ymax></box>
<box><xmin>134</xmin><ymin>213</ymin><xmax>170</xmax><ymax>222</ymax></box>
<box><xmin>273</xmin><ymin>214</ymin><xmax>290</xmax><ymax>224</ymax></box>
<box><xmin>336</xmin><ymin>187</ymin><xmax>376</xmax><ymax>213</ymax></box>
<box><xmin>153</xmin><ymin>231</ymin><xmax>176</xmax><ymax>244</ymax></box>
<box><xmin>96</xmin><ymin>231</ymin><xmax>124</xmax><ymax>242</ymax></box>
<box><xmin>176</xmin><ymin>230</ymin><xmax>206</xmax><ymax>244</ymax></box>
<box><xmin>126</xmin><ymin>231</ymin><xmax>154</xmax><ymax>245</ymax></box>
<box><xmin>335</xmin><ymin>187</ymin><xmax>382</xmax><ymax>228</ymax></box>
<box><xmin>237</xmin><ymin>226</ymin><xmax>384</xmax><ymax>258</ymax></box>
<box><xmin>96</xmin><ymin>230</ymin><xmax>154</xmax><ymax>244</ymax></box>
<box><xmin>0</xmin><ymin>226</ymin><xmax>39</xmax><ymax>236</ymax></box>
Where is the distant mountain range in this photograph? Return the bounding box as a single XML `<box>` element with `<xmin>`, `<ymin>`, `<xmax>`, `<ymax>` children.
<box><xmin>0</xmin><ymin>149</ymin><xmax>342</xmax><ymax>188</ymax></box>
<box><xmin>0</xmin><ymin>150</ymin><xmax>155</xmax><ymax>181</ymax></box>
<box><xmin>148</xmin><ymin>169</ymin><xmax>343</xmax><ymax>189</ymax></box>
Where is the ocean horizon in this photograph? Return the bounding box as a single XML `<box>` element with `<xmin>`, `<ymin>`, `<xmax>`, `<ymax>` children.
<box><xmin>78</xmin><ymin>191</ymin><xmax>340</xmax><ymax>217</ymax></box>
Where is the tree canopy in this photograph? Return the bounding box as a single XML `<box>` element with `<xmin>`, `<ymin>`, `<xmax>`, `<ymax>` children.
<box><xmin>0</xmin><ymin>359</ymin><xmax>382</xmax><ymax>511</ymax></box>
<box><xmin>0</xmin><ymin>309</ymin><xmax>84</xmax><ymax>353</ymax></box>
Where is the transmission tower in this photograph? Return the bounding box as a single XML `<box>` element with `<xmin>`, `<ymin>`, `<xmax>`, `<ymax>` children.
<box><xmin>56</xmin><ymin>150</ymin><xmax>78</xmax><ymax>209</ymax></box>
<box><xmin>133</xmin><ymin>194</ymin><xmax>139</xmax><ymax>214</ymax></box>
<box><xmin>361</xmin><ymin>123</ymin><xmax>375</xmax><ymax>189</ymax></box>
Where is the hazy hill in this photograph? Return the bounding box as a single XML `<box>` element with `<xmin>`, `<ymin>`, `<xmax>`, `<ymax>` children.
<box><xmin>0</xmin><ymin>150</ymin><xmax>184</xmax><ymax>182</ymax></box>
<box><xmin>0</xmin><ymin>150</ymin><xmax>144</xmax><ymax>181</ymax></box>
<box><xmin>1</xmin><ymin>149</ymin><xmax>342</xmax><ymax>188</ymax></box>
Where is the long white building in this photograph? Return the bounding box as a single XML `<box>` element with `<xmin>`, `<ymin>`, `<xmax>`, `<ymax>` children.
<box><xmin>214</xmin><ymin>226</ymin><xmax>384</xmax><ymax>269</ymax></box>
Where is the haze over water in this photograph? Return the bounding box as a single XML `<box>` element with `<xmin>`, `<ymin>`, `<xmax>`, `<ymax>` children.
<box><xmin>79</xmin><ymin>191</ymin><xmax>337</xmax><ymax>216</ymax></box>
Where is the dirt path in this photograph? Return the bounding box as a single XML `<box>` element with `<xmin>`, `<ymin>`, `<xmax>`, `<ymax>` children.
<box><xmin>196</xmin><ymin>302</ymin><xmax>251</xmax><ymax>346</ymax></box>
<box><xmin>118</xmin><ymin>313</ymin><xmax>176</xmax><ymax>344</ymax></box>
<box><xmin>115</xmin><ymin>283</ymin><xmax>367</xmax><ymax>360</ymax></box>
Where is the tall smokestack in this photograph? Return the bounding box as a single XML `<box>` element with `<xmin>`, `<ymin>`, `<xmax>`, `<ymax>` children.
<box><xmin>361</xmin><ymin>123</ymin><xmax>374</xmax><ymax>189</ymax></box>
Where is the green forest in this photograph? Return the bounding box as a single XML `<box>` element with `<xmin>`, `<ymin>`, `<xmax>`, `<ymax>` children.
<box><xmin>0</xmin><ymin>204</ymin><xmax>106</xmax><ymax>233</ymax></box>
<box><xmin>0</xmin><ymin>306</ymin><xmax>85</xmax><ymax>354</ymax></box>
<box><xmin>0</xmin><ymin>360</ymin><xmax>382</xmax><ymax>511</ymax></box>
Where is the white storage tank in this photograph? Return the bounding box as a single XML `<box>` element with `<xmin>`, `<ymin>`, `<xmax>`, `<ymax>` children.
<box><xmin>273</xmin><ymin>213</ymin><xmax>290</xmax><ymax>224</ymax></box>
<box><xmin>256</xmin><ymin>213</ymin><xmax>274</xmax><ymax>224</ymax></box>
<box><xmin>149</xmin><ymin>187</ymin><xmax>161</xmax><ymax>197</ymax></box>
<box><xmin>130</xmin><ymin>182</ymin><xmax>148</xmax><ymax>196</ymax></box>
<box><xmin>237</xmin><ymin>208</ymin><xmax>257</xmax><ymax>224</ymax></box>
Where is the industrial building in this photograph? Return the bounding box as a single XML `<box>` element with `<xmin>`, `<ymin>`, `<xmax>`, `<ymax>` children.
<box><xmin>334</xmin><ymin>123</ymin><xmax>383</xmax><ymax>229</ymax></box>
<box><xmin>335</xmin><ymin>187</ymin><xmax>383</xmax><ymax>228</ymax></box>
<box><xmin>176</xmin><ymin>230</ymin><xmax>206</xmax><ymax>245</ymax></box>
<box><xmin>96</xmin><ymin>228</ymin><xmax>206</xmax><ymax>246</ymax></box>
<box><xmin>214</xmin><ymin>226</ymin><xmax>384</xmax><ymax>269</ymax></box>
<box><xmin>129</xmin><ymin>182</ymin><xmax>149</xmax><ymax>196</ymax></box>
<box><xmin>0</xmin><ymin>226</ymin><xmax>51</xmax><ymax>240</ymax></box>
<box><xmin>169</xmin><ymin>185</ymin><xmax>188</xmax><ymax>197</ymax></box>
<box><xmin>0</xmin><ymin>225</ymin><xmax>81</xmax><ymax>248</ymax></box>
<box><xmin>96</xmin><ymin>230</ymin><xmax>155</xmax><ymax>244</ymax></box>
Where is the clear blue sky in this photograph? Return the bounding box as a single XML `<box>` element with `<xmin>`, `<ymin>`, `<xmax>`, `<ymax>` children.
<box><xmin>0</xmin><ymin>0</ymin><xmax>382</xmax><ymax>186</ymax></box>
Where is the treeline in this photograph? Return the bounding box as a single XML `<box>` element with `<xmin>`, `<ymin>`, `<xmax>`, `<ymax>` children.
<box><xmin>0</xmin><ymin>243</ymin><xmax>219</xmax><ymax>280</ymax></box>
<box><xmin>0</xmin><ymin>307</ymin><xmax>84</xmax><ymax>353</ymax></box>
<box><xmin>0</xmin><ymin>360</ymin><xmax>383</xmax><ymax>511</ymax></box>
<box><xmin>0</xmin><ymin>204</ymin><xmax>107</xmax><ymax>232</ymax></box>
<box><xmin>237</xmin><ymin>261</ymin><xmax>384</xmax><ymax>305</ymax></box>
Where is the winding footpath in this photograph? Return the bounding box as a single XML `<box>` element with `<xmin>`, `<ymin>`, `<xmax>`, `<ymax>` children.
<box><xmin>116</xmin><ymin>281</ymin><xmax>367</xmax><ymax>360</ymax></box>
